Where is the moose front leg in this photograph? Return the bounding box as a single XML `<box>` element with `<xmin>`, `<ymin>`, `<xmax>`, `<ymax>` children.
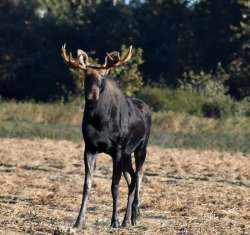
<box><xmin>74</xmin><ymin>150</ymin><xmax>96</xmax><ymax>228</ymax></box>
<box><xmin>111</xmin><ymin>151</ymin><xmax>123</xmax><ymax>228</ymax></box>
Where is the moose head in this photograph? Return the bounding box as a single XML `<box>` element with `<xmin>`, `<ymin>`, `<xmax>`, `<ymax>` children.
<box><xmin>61</xmin><ymin>45</ymin><xmax>132</xmax><ymax>101</ymax></box>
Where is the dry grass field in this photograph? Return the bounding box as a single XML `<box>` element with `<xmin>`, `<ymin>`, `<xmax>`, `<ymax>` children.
<box><xmin>0</xmin><ymin>138</ymin><xmax>249</xmax><ymax>235</ymax></box>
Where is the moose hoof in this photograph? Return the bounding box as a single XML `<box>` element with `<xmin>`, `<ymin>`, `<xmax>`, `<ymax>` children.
<box><xmin>73</xmin><ymin>218</ymin><xmax>86</xmax><ymax>228</ymax></box>
<box><xmin>131</xmin><ymin>207</ymin><xmax>140</xmax><ymax>226</ymax></box>
<box><xmin>131</xmin><ymin>218</ymin><xmax>137</xmax><ymax>226</ymax></box>
<box><xmin>111</xmin><ymin>220</ymin><xmax>120</xmax><ymax>228</ymax></box>
<box><xmin>121</xmin><ymin>220</ymin><xmax>130</xmax><ymax>227</ymax></box>
<box><xmin>73</xmin><ymin>222</ymin><xmax>81</xmax><ymax>228</ymax></box>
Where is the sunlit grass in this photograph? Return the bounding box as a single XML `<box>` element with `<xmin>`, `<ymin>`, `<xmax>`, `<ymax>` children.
<box><xmin>0</xmin><ymin>99</ymin><xmax>83</xmax><ymax>125</ymax></box>
<box><xmin>153</xmin><ymin>111</ymin><xmax>250</xmax><ymax>134</ymax></box>
<box><xmin>151</xmin><ymin>128</ymin><xmax>250</xmax><ymax>153</ymax></box>
<box><xmin>0</xmin><ymin>100</ymin><xmax>250</xmax><ymax>152</ymax></box>
<box><xmin>0</xmin><ymin>119</ymin><xmax>81</xmax><ymax>141</ymax></box>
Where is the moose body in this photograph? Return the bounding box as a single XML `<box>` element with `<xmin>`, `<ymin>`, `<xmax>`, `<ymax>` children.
<box><xmin>61</xmin><ymin>46</ymin><xmax>151</xmax><ymax>228</ymax></box>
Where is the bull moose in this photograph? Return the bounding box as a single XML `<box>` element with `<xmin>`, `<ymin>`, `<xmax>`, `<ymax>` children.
<box><xmin>61</xmin><ymin>45</ymin><xmax>151</xmax><ymax>228</ymax></box>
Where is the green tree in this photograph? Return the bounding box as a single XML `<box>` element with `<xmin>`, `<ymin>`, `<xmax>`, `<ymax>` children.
<box><xmin>0</xmin><ymin>0</ymin><xmax>78</xmax><ymax>101</ymax></box>
<box><xmin>192</xmin><ymin>0</ymin><xmax>243</xmax><ymax>71</ymax></box>
<box><xmin>228</xmin><ymin>0</ymin><xmax>250</xmax><ymax>99</ymax></box>
<box><xmin>36</xmin><ymin>0</ymin><xmax>99</xmax><ymax>23</ymax></box>
<box><xmin>84</xmin><ymin>1</ymin><xmax>137</xmax><ymax>55</ymax></box>
<box><xmin>135</xmin><ymin>0</ymin><xmax>194</xmax><ymax>85</ymax></box>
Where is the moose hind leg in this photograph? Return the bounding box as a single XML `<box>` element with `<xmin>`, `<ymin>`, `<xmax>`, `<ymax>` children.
<box><xmin>132</xmin><ymin>147</ymin><xmax>147</xmax><ymax>225</ymax></box>
<box><xmin>122</xmin><ymin>155</ymin><xmax>136</xmax><ymax>227</ymax></box>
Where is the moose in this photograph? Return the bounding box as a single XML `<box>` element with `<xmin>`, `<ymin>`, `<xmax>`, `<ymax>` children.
<box><xmin>61</xmin><ymin>44</ymin><xmax>151</xmax><ymax>228</ymax></box>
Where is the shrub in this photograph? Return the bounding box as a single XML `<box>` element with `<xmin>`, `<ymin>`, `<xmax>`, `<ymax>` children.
<box><xmin>136</xmin><ymin>86</ymin><xmax>166</xmax><ymax>111</ymax></box>
<box><xmin>201</xmin><ymin>95</ymin><xmax>236</xmax><ymax>118</ymax></box>
<box><xmin>136</xmin><ymin>86</ymin><xmax>206</xmax><ymax>114</ymax></box>
<box><xmin>234</xmin><ymin>97</ymin><xmax>250</xmax><ymax>117</ymax></box>
<box><xmin>180</xmin><ymin>63</ymin><xmax>230</xmax><ymax>98</ymax></box>
<box><xmin>179</xmin><ymin>64</ymin><xmax>246</xmax><ymax>118</ymax></box>
<box><xmin>202</xmin><ymin>102</ymin><xmax>224</xmax><ymax>118</ymax></box>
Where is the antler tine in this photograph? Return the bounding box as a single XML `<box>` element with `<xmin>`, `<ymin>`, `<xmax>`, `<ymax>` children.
<box><xmin>77</xmin><ymin>49</ymin><xmax>89</xmax><ymax>67</ymax></box>
<box><xmin>120</xmin><ymin>45</ymin><xmax>132</xmax><ymax>64</ymax></box>
<box><xmin>69</xmin><ymin>52</ymin><xmax>74</xmax><ymax>63</ymax></box>
<box><xmin>106</xmin><ymin>53</ymin><xmax>114</xmax><ymax>61</ymax></box>
<box><xmin>61</xmin><ymin>44</ymin><xmax>87</xmax><ymax>70</ymax></box>
<box><xmin>61</xmin><ymin>43</ymin><xmax>69</xmax><ymax>63</ymax></box>
<box><xmin>93</xmin><ymin>45</ymin><xmax>132</xmax><ymax>70</ymax></box>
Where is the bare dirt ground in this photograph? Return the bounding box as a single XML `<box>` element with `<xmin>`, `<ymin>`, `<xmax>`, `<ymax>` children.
<box><xmin>0</xmin><ymin>138</ymin><xmax>249</xmax><ymax>235</ymax></box>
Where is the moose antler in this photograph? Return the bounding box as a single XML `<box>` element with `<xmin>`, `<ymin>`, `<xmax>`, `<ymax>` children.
<box><xmin>103</xmin><ymin>46</ymin><xmax>132</xmax><ymax>69</ymax></box>
<box><xmin>61</xmin><ymin>44</ymin><xmax>132</xmax><ymax>73</ymax></box>
<box><xmin>61</xmin><ymin>44</ymin><xmax>89</xmax><ymax>70</ymax></box>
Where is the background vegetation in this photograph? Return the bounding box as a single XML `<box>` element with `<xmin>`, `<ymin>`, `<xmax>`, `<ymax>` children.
<box><xmin>0</xmin><ymin>0</ymin><xmax>250</xmax><ymax>152</ymax></box>
<box><xmin>1</xmin><ymin>0</ymin><xmax>250</xmax><ymax>101</ymax></box>
<box><xmin>0</xmin><ymin>99</ymin><xmax>249</xmax><ymax>153</ymax></box>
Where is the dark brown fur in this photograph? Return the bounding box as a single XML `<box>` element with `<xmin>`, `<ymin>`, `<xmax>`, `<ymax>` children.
<box><xmin>74</xmin><ymin>69</ymin><xmax>151</xmax><ymax>228</ymax></box>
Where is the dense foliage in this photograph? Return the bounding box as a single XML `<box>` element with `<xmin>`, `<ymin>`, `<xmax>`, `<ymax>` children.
<box><xmin>0</xmin><ymin>0</ymin><xmax>249</xmax><ymax>101</ymax></box>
